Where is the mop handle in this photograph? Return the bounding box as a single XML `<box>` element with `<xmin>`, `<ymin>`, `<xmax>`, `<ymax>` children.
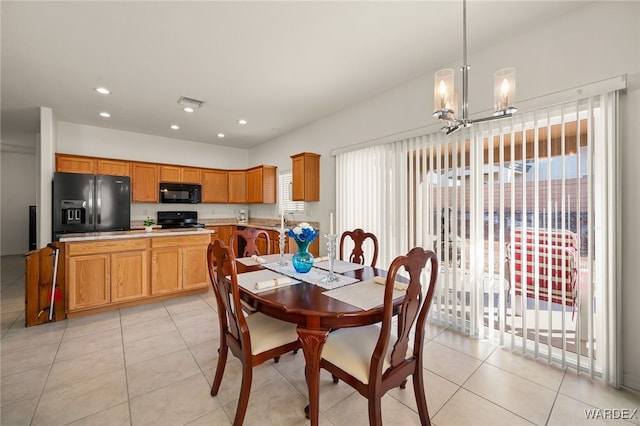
<box><xmin>47</xmin><ymin>244</ymin><xmax>59</xmax><ymax>321</ymax></box>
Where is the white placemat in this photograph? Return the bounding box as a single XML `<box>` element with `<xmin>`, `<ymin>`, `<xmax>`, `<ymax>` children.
<box><xmin>313</xmin><ymin>259</ymin><xmax>366</xmax><ymax>273</ymax></box>
<box><xmin>321</xmin><ymin>279</ymin><xmax>406</xmax><ymax>311</ymax></box>
<box><xmin>236</xmin><ymin>253</ymin><xmax>292</xmax><ymax>266</ymax></box>
<box><xmin>263</xmin><ymin>262</ymin><xmax>359</xmax><ymax>289</ymax></box>
<box><xmin>234</xmin><ymin>269</ymin><xmax>300</xmax><ymax>293</ymax></box>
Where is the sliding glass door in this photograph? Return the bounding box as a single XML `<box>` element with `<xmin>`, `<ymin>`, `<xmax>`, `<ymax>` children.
<box><xmin>337</xmin><ymin>92</ymin><xmax>620</xmax><ymax>382</ymax></box>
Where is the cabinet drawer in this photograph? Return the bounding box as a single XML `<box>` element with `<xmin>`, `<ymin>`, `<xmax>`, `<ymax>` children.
<box><xmin>67</xmin><ymin>238</ymin><xmax>149</xmax><ymax>256</ymax></box>
<box><xmin>151</xmin><ymin>234</ymin><xmax>211</xmax><ymax>248</ymax></box>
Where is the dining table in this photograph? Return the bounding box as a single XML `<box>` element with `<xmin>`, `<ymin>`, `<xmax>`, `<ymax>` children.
<box><xmin>233</xmin><ymin>254</ymin><xmax>405</xmax><ymax>426</ymax></box>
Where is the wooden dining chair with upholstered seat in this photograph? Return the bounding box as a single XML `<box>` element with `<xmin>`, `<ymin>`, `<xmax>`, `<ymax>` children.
<box><xmin>229</xmin><ymin>228</ymin><xmax>271</xmax><ymax>258</ymax></box>
<box><xmin>207</xmin><ymin>239</ymin><xmax>301</xmax><ymax>425</ymax></box>
<box><xmin>320</xmin><ymin>247</ymin><xmax>439</xmax><ymax>426</ymax></box>
<box><xmin>339</xmin><ymin>228</ymin><xmax>379</xmax><ymax>267</ymax></box>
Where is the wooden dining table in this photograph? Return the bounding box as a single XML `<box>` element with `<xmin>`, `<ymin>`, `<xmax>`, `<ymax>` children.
<box><xmin>235</xmin><ymin>259</ymin><xmax>401</xmax><ymax>426</ymax></box>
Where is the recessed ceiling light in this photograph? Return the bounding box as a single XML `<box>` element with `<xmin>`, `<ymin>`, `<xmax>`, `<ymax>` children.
<box><xmin>99</xmin><ymin>112</ymin><xmax>111</xmax><ymax>118</ymax></box>
<box><xmin>94</xmin><ymin>87</ymin><xmax>111</xmax><ymax>95</ymax></box>
<box><xmin>237</xmin><ymin>119</ymin><xmax>247</xmax><ymax>125</ymax></box>
<box><xmin>170</xmin><ymin>124</ymin><xmax>180</xmax><ymax>130</ymax></box>
<box><xmin>183</xmin><ymin>107</ymin><xmax>195</xmax><ymax>113</ymax></box>
<box><xmin>217</xmin><ymin>133</ymin><xmax>225</xmax><ymax>138</ymax></box>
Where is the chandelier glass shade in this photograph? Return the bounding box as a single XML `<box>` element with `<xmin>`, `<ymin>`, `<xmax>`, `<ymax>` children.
<box><xmin>433</xmin><ymin>0</ymin><xmax>517</xmax><ymax>134</ymax></box>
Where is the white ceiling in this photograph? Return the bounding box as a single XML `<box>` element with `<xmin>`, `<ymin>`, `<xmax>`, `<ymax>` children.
<box><xmin>1</xmin><ymin>1</ymin><xmax>587</xmax><ymax>150</ymax></box>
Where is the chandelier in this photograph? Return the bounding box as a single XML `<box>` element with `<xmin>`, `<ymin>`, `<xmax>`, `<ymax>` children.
<box><xmin>433</xmin><ymin>0</ymin><xmax>517</xmax><ymax>135</ymax></box>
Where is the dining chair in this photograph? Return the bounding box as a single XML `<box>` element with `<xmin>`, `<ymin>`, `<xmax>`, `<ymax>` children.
<box><xmin>320</xmin><ymin>247</ymin><xmax>439</xmax><ymax>426</ymax></box>
<box><xmin>339</xmin><ymin>228</ymin><xmax>379</xmax><ymax>267</ymax></box>
<box><xmin>229</xmin><ymin>228</ymin><xmax>271</xmax><ymax>258</ymax></box>
<box><xmin>207</xmin><ymin>239</ymin><xmax>301</xmax><ymax>425</ymax></box>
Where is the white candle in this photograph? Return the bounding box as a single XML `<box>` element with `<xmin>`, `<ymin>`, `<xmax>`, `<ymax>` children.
<box><xmin>329</xmin><ymin>212</ymin><xmax>334</xmax><ymax>235</ymax></box>
<box><xmin>280</xmin><ymin>209</ymin><xmax>284</xmax><ymax>231</ymax></box>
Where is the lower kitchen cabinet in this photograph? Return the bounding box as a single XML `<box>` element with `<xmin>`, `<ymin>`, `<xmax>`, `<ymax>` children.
<box><xmin>64</xmin><ymin>232</ymin><xmax>210</xmax><ymax>318</ymax></box>
<box><xmin>68</xmin><ymin>253</ymin><xmax>110</xmax><ymax>311</ymax></box>
<box><xmin>151</xmin><ymin>234</ymin><xmax>210</xmax><ymax>295</ymax></box>
<box><xmin>111</xmin><ymin>250</ymin><xmax>148</xmax><ymax>302</ymax></box>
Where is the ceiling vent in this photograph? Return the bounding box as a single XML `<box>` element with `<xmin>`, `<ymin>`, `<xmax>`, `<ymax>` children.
<box><xmin>177</xmin><ymin>96</ymin><xmax>205</xmax><ymax>109</ymax></box>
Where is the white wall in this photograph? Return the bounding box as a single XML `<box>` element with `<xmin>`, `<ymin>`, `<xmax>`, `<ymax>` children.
<box><xmin>56</xmin><ymin>122</ymin><xmax>251</xmax><ymax>222</ymax></box>
<box><xmin>248</xmin><ymin>2</ymin><xmax>640</xmax><ymax>389</ymax></box>
<box><xmin>0</xmin><ymin>143</ymin><xmax>37</xmax><ymax>255</ymax></box>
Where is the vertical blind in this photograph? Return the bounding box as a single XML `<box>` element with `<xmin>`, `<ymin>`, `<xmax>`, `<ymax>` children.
<box><xmin>336</xmin><ymin>92</ymin><xmax>620</xmax><ymax>383</ymax></box>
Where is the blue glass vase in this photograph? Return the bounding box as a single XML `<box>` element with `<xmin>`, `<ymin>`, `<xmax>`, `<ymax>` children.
<box><xmin>292</xmin><ymin>240</ymin><xmax>314</xmax><ymax>273</ymax></box>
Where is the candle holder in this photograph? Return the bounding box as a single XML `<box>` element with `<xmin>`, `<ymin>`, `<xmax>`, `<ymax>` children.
<box><xmin>277</xmin><ymin>229</ymin><xmax>288</xmax><ymax>266</ymax></box>
<box><xmin>321</xmin><ymin>233</ymin><xmax>339</xmax><ymax>283</ymax></box>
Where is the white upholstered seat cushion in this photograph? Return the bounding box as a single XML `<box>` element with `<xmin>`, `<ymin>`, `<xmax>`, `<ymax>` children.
<box><xmin>245</xmin><ymin>312</ymin><xmax>299</xmax><ymax>355</ymax></box>
<box><xmin>321</xmin><ymin>325</ymin><xmax>410</xmax><ymax>385</ymax></box>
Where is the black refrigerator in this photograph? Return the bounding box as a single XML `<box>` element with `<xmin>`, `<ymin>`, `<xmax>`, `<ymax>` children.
<box><xmin>52</xmin><ymin>172</ymin><xmax>131</xmax><ymax>240</ymax></box>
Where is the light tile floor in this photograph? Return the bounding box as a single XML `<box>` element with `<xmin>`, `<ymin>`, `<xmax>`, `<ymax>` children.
<box><xmin>2</xmin><ymin>254</ymin><xmax>639</xmax><ymax>425</ymax></box>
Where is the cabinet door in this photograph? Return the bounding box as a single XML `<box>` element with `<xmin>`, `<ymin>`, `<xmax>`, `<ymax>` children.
<box><xmin>68</xmin><ymin>254</ymin><xmax>110</xmax><ymax>310</ymax></box>
<box><xmin>131</xmin><ymin>163</ymin><xmax>158</xmax><ymax>202</ymax></box>
<box><xmin>160</xmin><ymin>165</ymin><xmax>181</xmax><ymax>182</ymax></box>
<box><xmin>56</xmin><ymin>154</ymin><xmax>96</xmax><ymax>174</ymax></box>
<box><xmin>246</xmin><ymin>168</ymin><xmax>263</xmax><ymax>203</ymax></box>
<box><xmin>97</xmin><ymin>159</ymin><xmax>130</xmax><ymax>176</ymax></box>
<box><xmin>182</xmin><ymin>245</ymin><xmax>209</xmax><ymax>290</ymax></box>
<box><xmin>182</xmin><ymin>167</ymin><xmax>201</xmax><ymax>184</ymax></box>
<box><xmin>151</xmin><ymin>247</ymin><xmax>182</xmax><ymax>294</ymax></box>
<box><xmin>202</xmin><ymin>170</ymin><xmax>229</xmax><ymax>203</ymax></box>
<box><xmin>291</xmin><ymin>152</ymin><xmax>320</xmax><ymax>201</ymax></box>
<box><xmin>228</xmin><ymin>171</ymin><xmax>247</xmax><ymax>203</ymax></box>
<box><xmin>111</xmin><ymin>251</ymin><xmax>148</xmax><ymax>302</ymax></box>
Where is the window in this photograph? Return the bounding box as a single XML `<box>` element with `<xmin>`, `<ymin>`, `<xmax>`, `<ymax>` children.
<box><xmin>279</xmin><ymin>170</ymin><xmax>304</xmax><ymax>213</ymax></box>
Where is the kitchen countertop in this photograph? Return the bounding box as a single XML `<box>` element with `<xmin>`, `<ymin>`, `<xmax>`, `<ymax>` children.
<box><xmin>58</xmin><ymin>227</ymin><xmax>214</xmax><ymax>242</ymax></box>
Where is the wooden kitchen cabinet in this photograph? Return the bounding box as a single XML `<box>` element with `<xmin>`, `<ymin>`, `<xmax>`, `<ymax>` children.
<box><xmin>66</xmin><ymin>238</ymin><xmax>149</xmax><ymax>314</ymax></box>
<box><xmin>56</xmin><ymin>154</ymin><xmax>96</xmax><ymax>174</ymax></box>
<box><xmin>151</xmin><ymin>247</ymin><xmax>182</xmax><ymax>295</ymax></box>
<box><xmin>111</xmin><ymin>250</ymin><xmax>148</xmax><ymax>302</ymax></box>
<box><xmin>228</xmin><ymin>171</ymin><xmax>247</xmax><ymax>203</ymax></box>
<box><xmin>202</xmin><ymin>169</ymin><xmax>229</xmax><ymax>203</ymax></box>
<box><xmin>151</xmin><ymin>234</ymin><xmax>210</xmax><ymax>295</ymax></box>
<box><xmin>67</xmin><ymin>253</ymin><xmax>110</xmax><ymax>311</ymax></box>
<box><xmin>131</xmin><ymin>162</ymin><xmax>158</xmax><ymax>202</ymax></box>
<box><xmin>208</xmin><ymin>225</ymin><xmax>234</xmax><ymax>245</ymax></box>
<box><xmin>97</xmin><ymin>159</ymin><xmax>130</xmax><ymax>176</ymax></box>
<box><xmin>246</xmin><ymin>165</ymin><xmax>277</xmax><ymax>204</ymax></box>
<box><xmin>160</xmin><ymin>165</ymin><xmax>201</xmax><ymax>184</ymax></box>
<box><xmin>291</xmin><ymin>152</ymin><xmax>320</xmax><ymax>201</ymax></box>
<box><xmin>159</xmin><ymin>165</ymin><xmax>181</xmax><ymax>182</ymax></box>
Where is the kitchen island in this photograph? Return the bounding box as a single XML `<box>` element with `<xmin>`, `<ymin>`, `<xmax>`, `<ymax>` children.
<box><xmin>59</xmin><ymin>228</ymin><xmax>214</xmax><ymax>318</ymax></box>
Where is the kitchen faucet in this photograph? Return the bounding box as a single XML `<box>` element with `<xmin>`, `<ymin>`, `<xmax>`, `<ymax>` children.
<box><xmin>284</xmin><ymin>211</ymin><xmax>295</xmax><ymax>227</ymax></box>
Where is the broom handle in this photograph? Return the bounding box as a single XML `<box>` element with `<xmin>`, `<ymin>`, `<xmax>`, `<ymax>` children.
<box><xmin>47</xmin><ymin>244</ymin><xmax>59</xmax><ymax>321</ymax></box>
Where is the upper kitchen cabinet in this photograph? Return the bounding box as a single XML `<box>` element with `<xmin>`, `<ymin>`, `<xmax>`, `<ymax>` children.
<box><xmin>96</xmin><ymin>159</ymin><xmax>130</xmax><ymax>176</ymax></box>
<box><xmin>228</xmin><ymin>170</ymin><xmax>247</xmax><ymax>203</ymax></box>
<box><xmin>291</xmin><ymin>152</ymin><xmax>320</xmax><ymax>201</ymax></box>
<box><xmin>246</xmin><ymin>165</ymin><xmax>277</xmax><ymax>204</ymax></box>
<box><xmin>131</xmin><ymin>162</ymin><xmax>158</xmax><ymax>202</ymax></box>
<box><xmin>56</xmin><ymin>154</ymin><xmax>96</xmax><ymax>174</ymax></box>
<box><xmin>202</xmin><ymin>169</ymin><xmax>229</xmax><ymax>203</ymax></box>
<box><xmin>159</xmin><ymin>165</ymin><xmax>201</xmax><ymax>184</ymax></box>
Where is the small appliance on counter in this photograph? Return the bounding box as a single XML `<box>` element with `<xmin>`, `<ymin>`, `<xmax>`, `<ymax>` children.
<box><xmin>52</xmin><ymin>172</ymin><xmax>131</xmax><ymax>240</ymax></box>
<box><xmin>237</xmin><ymin>209</ymin><xmax>248</xmax><ymax>223</ymax></box>
<box><xmin>157</xmin><ymin>211</ymin><xmax>205</xmax><ymax>229</ymax></box>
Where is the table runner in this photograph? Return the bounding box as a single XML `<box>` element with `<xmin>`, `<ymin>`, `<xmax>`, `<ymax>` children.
<box><xmin>262</xmin><ymin>262</ymin><xmax>359</xmax><ymax>289</ymax></box>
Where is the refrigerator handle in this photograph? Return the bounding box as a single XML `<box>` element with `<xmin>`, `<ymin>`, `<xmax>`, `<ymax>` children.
<box><xmin>96</xmin><ymin>177</ymin><xmax>102</xmax><ymax>225</ymax></box>
<box><xmin>88</xmin><ymin>177</ymin><xmax>94</xmax><ymax>225</ymax></box>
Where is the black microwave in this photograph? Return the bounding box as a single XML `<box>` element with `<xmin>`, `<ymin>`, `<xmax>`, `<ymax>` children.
<box><xmin>159</xmin><ymin>182</ymin><xmax>201</xmax><ymax>204</ymax></box>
